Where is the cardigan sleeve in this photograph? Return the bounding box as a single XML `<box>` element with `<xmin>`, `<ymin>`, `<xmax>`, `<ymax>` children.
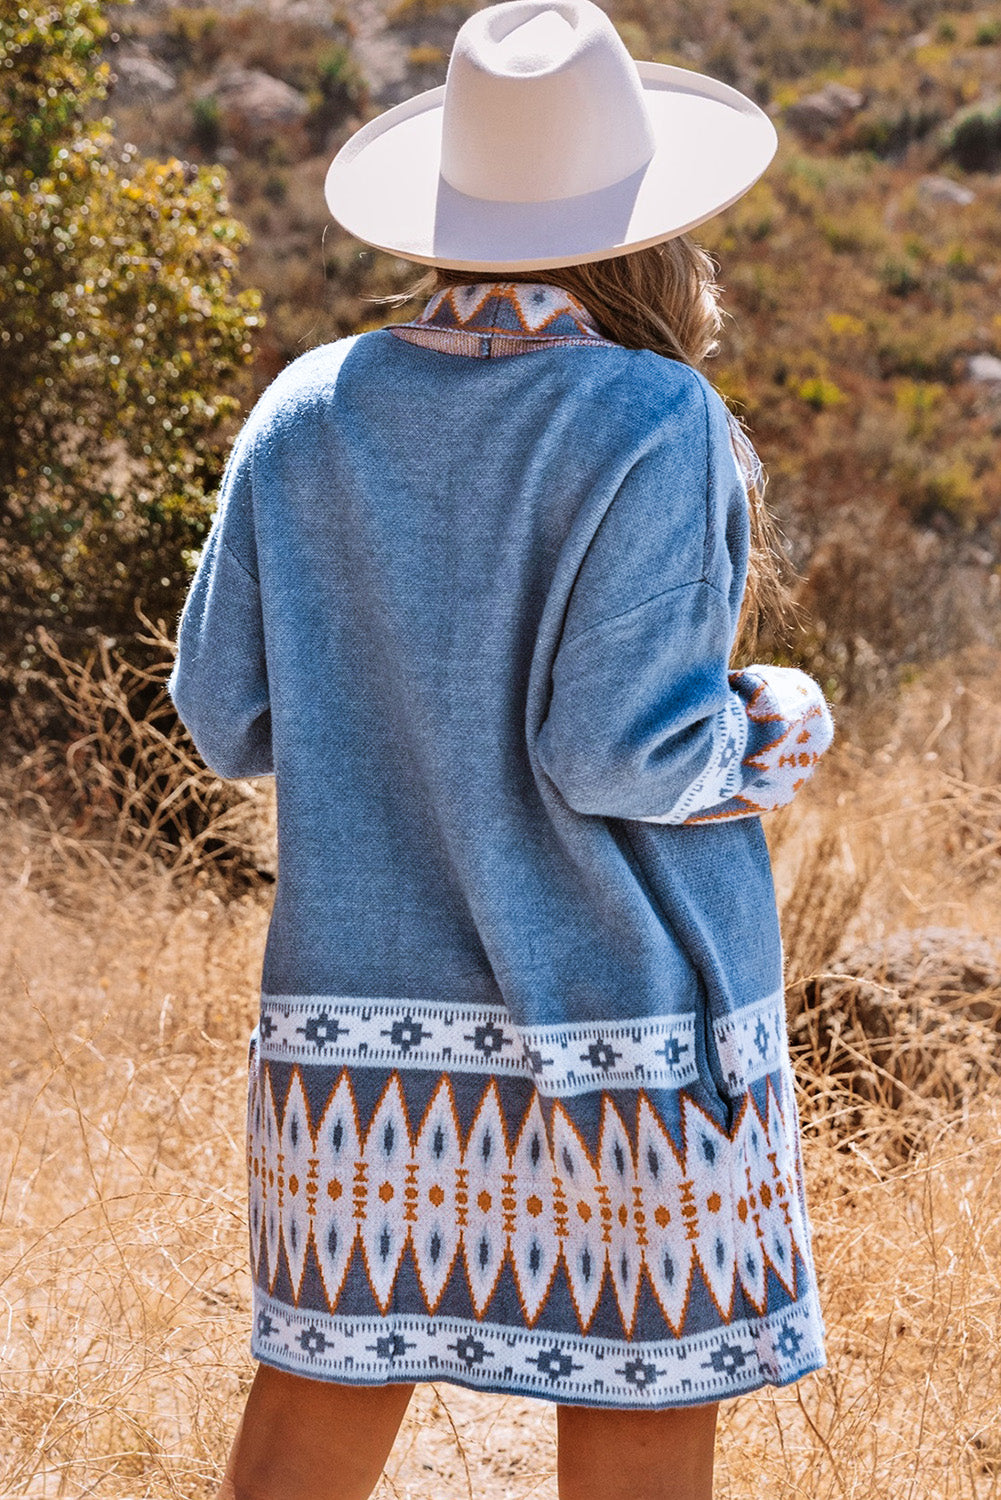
<box><xmin>534</xmin><ymin>375</ymin><xmax>833</xmax><ymax>822</ymax></box>
<box><xmin>167</xmin><ymin>424</ymin><xmax>274</xmax><ymax>780</ymax></box>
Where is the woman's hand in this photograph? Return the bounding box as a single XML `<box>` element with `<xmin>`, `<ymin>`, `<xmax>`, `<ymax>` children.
<box><xmin>682</xmin><ymin>664</ymin><xmax>834</xmax><ymax>823</ymax></box>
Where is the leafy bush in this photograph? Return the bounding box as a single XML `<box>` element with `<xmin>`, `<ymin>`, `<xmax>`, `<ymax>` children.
<box><xmin>0</xmin><ymin>0</ymin><xmax>260</xmax><ymax>668</ymax></box>
<box><xmin>191</xmin><ymin>93</ymin><xmax>221</xmax><ymax>153</ymax></box>
<box><xmin>165</xmin><ymin>6</ymin><xmax>223</xmax><ymax>70</ymax></box>
<box><xmin>942</xmin><ymin>100</ymin><xmax>1001</xmax><ymax>170</ymax></box>
<box><xmin>797</xmin><ymin>375</ymin><xmax>849</xmax><ymax>410</ymax></box>
<box><xmin>850</xmin><ymin>100</ymin><xmax>949</xmax><ymax>156</ymax></box>
<box><xmin>879</xmin><ymin>254</ymin><xmax>924</xmax><ymax>297</ymax></box>
<box><xmin>307</xmin><ymin>43</ymin><xmax>367</xmax><ymax>148</ymax></box>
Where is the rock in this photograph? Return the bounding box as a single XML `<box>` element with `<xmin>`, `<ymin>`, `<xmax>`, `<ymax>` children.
<box><xmin>109</xmin><ymin>45</ymin><xmax>177</xmax><ymax>102</ymax></box>
<box><xmin>834</xmin><ymin>927</ymin><xmax>1001</xmax><ymax>1012</ymax></box>
<box><xmin>917</xmin><ymin>174</ymin><xmax>976</xmax><ymax>206</ymax></box>
<box><xmin>968</xmin><ymin>353</ymin><xmax>1001</xmax><ymax>383</ymax></box>
<box><xmin>789</xmin><ymin>927</ymin><xmax>1001</xmax><ymax>1128</ymax></box>
<box><xmin>785</xmin><ymin>81</ymin><xmax>865</xmax><ymax>141</ymax></box>
<box><xmin>201</xmin><ymin>66</ymin><xmax>309</xmax><ymax>128</ymax></box>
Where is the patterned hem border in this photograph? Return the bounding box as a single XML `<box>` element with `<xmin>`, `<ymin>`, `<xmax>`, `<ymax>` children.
<box><xmin>250</xmin><ymin>1289</ymin><xmax>827</xmax><ymax>1410</ymax></box>
<box><xmin>253</xmin><ymin>989</ymin><xmax>787</xmax><ymax>1097</ymax></box>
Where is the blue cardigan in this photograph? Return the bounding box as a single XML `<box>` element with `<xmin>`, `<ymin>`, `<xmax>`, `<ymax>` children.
<box><xmin>169</xmin><ymin>319</ymin><xmax>831</xmax><ymax>1074</ymax></box>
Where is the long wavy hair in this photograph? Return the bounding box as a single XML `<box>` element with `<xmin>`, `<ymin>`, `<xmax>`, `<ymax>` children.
<box><xmin>405</xmin><ymin>238</ymin><xmax>788</xmax><ymax>661</ymax></box>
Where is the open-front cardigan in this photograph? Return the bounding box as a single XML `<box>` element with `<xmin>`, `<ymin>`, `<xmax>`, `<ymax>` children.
<box><xmin>168</xmin><ymin>281</ymin><xmax>831</xmax><ymax>1408</ymax></box>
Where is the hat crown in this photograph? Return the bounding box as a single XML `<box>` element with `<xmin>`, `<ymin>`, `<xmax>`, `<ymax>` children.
<box><xmin>440</xmin><ymin>0</ymin><xmax>656</xmax><ymax>204</ymax></box>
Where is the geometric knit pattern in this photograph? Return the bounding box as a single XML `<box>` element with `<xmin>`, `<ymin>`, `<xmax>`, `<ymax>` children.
<box><xmin>685</xmin><ymin>666</ymin><xmax>836</xmax><ymax>823</ymax></box>
<box><xmin>246</xmin><ymin>989</ymin><xmax>826</xmax><ymax>1407</ymax></box>
<box><xmin>639</xmin><ymin>696</ymin><xmax>749</xmax><ymax>825</ymax></box>
<box><xmin>390</xmin><ymin>280</ymin><xmax>617</xmax><ymax>359</ymax></box>
<box><xmin>254</xmin><ymin>988</ymin><xmax>788</xmax><ymax>1096</ymax></box>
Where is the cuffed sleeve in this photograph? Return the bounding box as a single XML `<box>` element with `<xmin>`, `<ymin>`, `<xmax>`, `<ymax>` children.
<box><xmin>533</xmin><ymin>367</ymin><xmax>833</xmax><ymax>823</ymax></box>
<box><xmin>536</xmin><ymin>586</ymin><xmax>833</xmax><ymax>822</ymax></box>
<box><xmin>167</xmin><ymin>427</ymin><xmax>274</xmax><ymax>780</ymax></box>
<box><xmin>677</xmin><ymin>664</ymin><xmax>834</xmax><ymax>823</ymax></box>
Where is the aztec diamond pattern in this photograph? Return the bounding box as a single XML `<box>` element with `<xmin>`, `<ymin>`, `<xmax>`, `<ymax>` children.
<box><xmin>389</xmin><ymin>281</ymin><xmax>616</xmax><ymax>358</ymax></box>
<box><xmin>247</xmin><ymin>1047</ymin><xmax>812</xmax><ymax>1336</ymax></box>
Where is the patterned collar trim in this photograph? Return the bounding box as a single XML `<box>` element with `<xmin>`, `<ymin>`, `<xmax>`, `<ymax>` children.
<box><xmin>389</xmin><ymin>281</ymin><xmax>615</xmax><ymax>359</ymax></box>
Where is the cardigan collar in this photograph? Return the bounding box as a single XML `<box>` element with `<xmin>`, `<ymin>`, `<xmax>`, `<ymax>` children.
<box><xmin>389</xmin><ymin>281</ymin><xmax>614</xmax><ymax>358</ymax></box>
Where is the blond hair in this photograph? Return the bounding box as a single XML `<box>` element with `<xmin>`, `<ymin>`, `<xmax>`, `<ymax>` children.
<box><xmin>415</xmin><ymin>238</ymin><xmax>788</xmax><ymax>660</ymax></box>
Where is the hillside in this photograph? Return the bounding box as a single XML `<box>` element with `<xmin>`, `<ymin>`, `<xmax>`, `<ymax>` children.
<box><xmin>101</xmin><ymin>0</ymin><xmax>1001</xmax><ymax>696</ymax></box>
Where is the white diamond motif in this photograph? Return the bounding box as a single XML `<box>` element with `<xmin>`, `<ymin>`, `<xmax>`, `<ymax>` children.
<box><xmin>550</xmin><ymin>1104</ymin><xmax>604</xmax><ymax>1330</ymax></box>
<box><xmin>312</xmin><ymin>1074</ymin><xmax>360</xmax><ymax>1311</ymax></box>
<box><xmin>509</xmin><ymin>1094</ymin><xmax>558</xmax><ymax>1322</ymax></box>
<box><xmin>279</xmin><ymin>1070</ymin><xmax>313</xmax><ymax>1300</ymax></box>
<box><xmin>359</xmin><ymin>1077</ymin><xmax>412</xmax><ymax>1311</ymax></box>
<box><xmin>463</xmin><ymin>1081</ymin><xmax>510</xmax><ymax>1315</ymax></box>
<box><xmin>247</xmin><ymin>1060</ymin><xmax>812</xmax><ymax>1338</ymax></box>
<box><xmin>411</xmin><ymin>1078</ymin><xmax>462</xmax><ymax>1312</ymax></box>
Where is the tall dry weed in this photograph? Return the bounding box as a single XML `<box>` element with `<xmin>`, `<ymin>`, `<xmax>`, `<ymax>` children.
<box><xmin>2</xmin><ymin>657</ymin><xmax>1001</xmax><ymax>1496</ymax></box>
<box><xmin>3</xmin><ymin>624</ymin><xmax>274</xmax><ymax>898</ymax></box>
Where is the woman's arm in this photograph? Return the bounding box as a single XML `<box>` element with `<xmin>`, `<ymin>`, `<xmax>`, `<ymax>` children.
<box><xmin>535</xmin><ymin>579</ymin><xmax>833</xmax><ymax>822</ymax></box>
<box><xmin>533</xmin><ymin>368</ymin><xmax>833</xmax><ymax>822</ymax></box>
<box><xmin>638</xmin><ymin>661</ymin><xmax>834</xmax><ymax>824</ymax></box>
<box><xmin>167</xmin><ymin>425</ymin><xmax>274</xmax><ymax>780</ymax></box>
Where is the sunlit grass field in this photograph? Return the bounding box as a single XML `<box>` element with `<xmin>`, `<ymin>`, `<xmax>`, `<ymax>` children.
<box><xmin>2</xmin><ymin>660</ymin><xmax>1000</xmax><ymax>1497</ymax></box>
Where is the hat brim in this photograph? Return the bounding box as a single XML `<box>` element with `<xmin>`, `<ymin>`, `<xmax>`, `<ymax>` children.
<box><xmin>325</xmin><ymin>62</ymin><xmax>778</xmax><ymax>271</ymax></box>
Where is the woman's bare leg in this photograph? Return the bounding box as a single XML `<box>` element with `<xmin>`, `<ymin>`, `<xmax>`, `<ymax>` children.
<box><xmin>215</xmin><ymin>1365</ymin><xmax>414</xmax><ymax>1500</ymax></box>
<box><xmin>557</xmin><ymin>1400</ymin><xmax>719</xmax><ymax>1500</ymax></box>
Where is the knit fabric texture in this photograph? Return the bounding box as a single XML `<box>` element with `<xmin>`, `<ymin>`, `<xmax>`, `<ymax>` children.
<box><xmin>168</xmin><ymin>282</ymin><xmax>831</xmax><ymax>1408</ymax></box>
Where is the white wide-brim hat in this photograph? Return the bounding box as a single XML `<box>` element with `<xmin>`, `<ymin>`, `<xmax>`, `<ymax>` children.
<box><xmin>325</xmin><ymin>0</ymin><xmax>778</xmax><ymax>272</ymax></box>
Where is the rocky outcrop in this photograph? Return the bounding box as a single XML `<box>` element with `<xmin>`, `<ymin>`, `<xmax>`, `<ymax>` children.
<box><xmin>199</xmin><ymin>66</ymin><xmax>309</xmax><ymax>128</ymax></box>
<box><xmin>109</xmin><ymin>44</ymin><xmax>178</xmax><ymax>102</ymax></box>
<box><xmin>916</xmin><ymin>174</ymin><xmax>976</xmax><ymax>206</ymax></box>
<box><xmin>785</xmin><ymin>81</ymin><xmax>865</xmax><ymax>140</ymax></box>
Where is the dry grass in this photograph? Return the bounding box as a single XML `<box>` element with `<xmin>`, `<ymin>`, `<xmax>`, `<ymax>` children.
<box><xmin>2</xmin><ymin>653</ymin><xmax>1000</xmax><ymax>1497</ymax></box>
<box><xmin>5</xmin><ymin>624</ymin><xmax>275</xmax><ymax>896</ymax></box>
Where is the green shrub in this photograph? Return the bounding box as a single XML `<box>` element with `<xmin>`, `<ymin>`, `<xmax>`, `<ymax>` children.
<box><xmin>166</xmin><ymin>5</ymin><xmax>222</xmax><ymax>69</ymax></box>
<box><xmin>879</xmin><ymin>255</ymin><xmax>923</xmax><ymax>297</ymax></box>
<box><xmin>797</xmin><ymin>376</ymin><xmax>849</xmax><ymax>410</ymax></box>
<box><xmin>263</xmin><ymin>170</ymin><xmax>288</xmax><ymax>206</ymax></box>
<box><xmin>191</xmin><ymin>94</ymin><xmax>221</xmax><ymax>154</ymax></box>
<box><xmin>0</xmin><ymin>0</ymin><xmax>260</xmax><ymax>664</ymax></box>
<box><xmin>943</xmin><ymin>101</ymin><xmax>1001</xmax><ymax>171</ymax></box>
<box><xmin>897</xmin><ymin>456</ymin><xmax>985</xmax><ymax>528</ymax></box>
<box><xmin>306</xmin><ymin>44</ymin><xmax>366</xmax><ymax>148</ymax></box>
<box><xmin>318</xmin><ymin>43</ymin><xmax>365</xmax><ymax>105</ymax></box>
<box><xmin>851</xmin><ymin>101</ymin><xmax>947</xmax><ymax>156</ymax></box>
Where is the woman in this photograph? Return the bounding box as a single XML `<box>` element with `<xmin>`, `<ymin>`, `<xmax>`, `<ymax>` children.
<box><xmin>169</xmin><ymin>3</ymin><xmax>833</xmax><ymax>1497</ymax></box>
